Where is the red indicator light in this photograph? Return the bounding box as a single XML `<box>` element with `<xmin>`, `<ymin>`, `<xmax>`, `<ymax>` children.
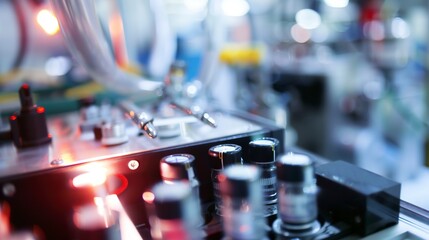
<box><xmin>9</xmin><ymin>115</ymin><xmax>17</xmax><ymax>121</ymax></box>
<box><xmin>36</xmin><ymin>106</ymin><xmax>45</xmax><ymax>114</ymax></box>
<box><xmin>22</xmin><ymin>84</ymin><xmax>29</xmax><ymax>90</ymax></box>
<box><xmin>112</xmin><ymin>174</ymin><xmax>128</xmax><ymax>195</ymax></box>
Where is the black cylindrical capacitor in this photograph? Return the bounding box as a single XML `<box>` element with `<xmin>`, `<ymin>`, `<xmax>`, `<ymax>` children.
<box><xmin>160</xmin><ymin>154</ymin><xmax>196</xmax><ymax>182</ymax></box>
<box><xmin>208</xmin><ymin>144</ymin><xmax>242</xmax><ymax>169</ymax></box>
<box><xmin>143</xmin><ymin>182</ymin><xmax>203</xmax><ymax>240</ymax></box>
<box><xmin>219</xmin><ymin>165</ymin><xmax>267</xmax><ymax>240</ymax></box>
<box><xmin>208</xmin><ymin>144</ymin><xmax>242</xmax><ymax>216</ymax></box>
<box><xmin>248</xmin><ymin>137</ymin><xmax>279</xmax><ymax>217</ymax></box>
<box><xmin>273</xmin><ymin>153</ymin><xmax>320</xmax><ymax>237</ymax></box>
<box><xmin>160</xmin><ymin>154</ymin><xmax>204</xmax><ymax>226</ymax></box>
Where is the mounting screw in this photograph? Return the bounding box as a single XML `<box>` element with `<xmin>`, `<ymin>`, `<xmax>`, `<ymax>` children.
<box><xmin>3</xmin><ymin>183</ymin><xmax>16</xmax><ymax>197</ymax></box>
<box><xmin>50</xmin><ymin>159</ymin><xmax>64</xmax><ymax>166</ymax></box>
<box><xmin>128</xmin><ymin>160</ymin><xmax>139</xmax><ymax>170</ymax></box>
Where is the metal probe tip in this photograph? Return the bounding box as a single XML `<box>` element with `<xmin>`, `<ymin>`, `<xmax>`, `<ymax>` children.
<box><xmin>201</xmin><ymin>113</ymin><xmax>217</xmax><ymax>128</ymax></box>
<box><xmin>143</xmin><ymin>121</ymin><xmax>158</xmax><ymax>138</ymax></box>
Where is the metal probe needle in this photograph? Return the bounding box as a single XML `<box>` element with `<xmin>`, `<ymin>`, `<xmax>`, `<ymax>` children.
<box><xmin>170</xmin><ymin>101</ymin><xmax>217</xmax><ymax>128</ymax></box>
<box><xmin>118</xmin><ymin>100</ymin><xmax>157</xmax><ymax>138</ymax></box>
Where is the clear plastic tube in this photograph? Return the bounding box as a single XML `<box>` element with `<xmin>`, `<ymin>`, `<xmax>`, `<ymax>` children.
<box><xmin>50</xmin><ymin>0</ymin><xmax>162</xmax><ymax>94</ymax></box>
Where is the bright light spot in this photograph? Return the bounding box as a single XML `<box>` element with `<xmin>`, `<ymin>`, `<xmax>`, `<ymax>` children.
<box><xmin>60</xmin><ymin>152</ymin><xmax>74</xmax><ymax>163</ymax></box>
<box><xmin>73</xmin><ymin>170</ymin><xmax>107</xmax><ymax>188</ymax></box>
<box><xmin>184</xmin><ymin>0</ymin><xmax>208</xmax><ymax>12</ymax></box>
<box><xmin>142</xmin><ymin>192</ymin><xmax>155</xmax><ymax>204</ymax></box>
<box><xmin>364</xmin><ymin>21</ymin><xmax>385</xmax><ymax>41</ymax></box>
<box><xmin>186</xmin><ymin>85</ymin><xmax>198</xmax><ymax>97</ymax></box>
<box><xmin>37</xmin><ymin>9</ymin><xmax>60</xmax><ymax>35</ymax></box>
<box><xmin>45</xmin><ymin>56</ymin><xmax>72</xmax><ymax>76</ymax></box>
<box><xmin>291</xmin><ymin>24</ymin><xmax>311</xmax><ymax>43</ymax></box>
<box><xmin>280</xmin><ymin>153</ymin><xmax>312</xmax><ymax>166</ymax></box>
<box><xmin>391</xmin><ymin>17</ymin><xmax>410</xmax><ymax>39</ymax></box>
<box><xmin>324</xmin><ymin>0</ymin><xmax>349</xmax><ymax>8</ymax></box>
<box><xmin>295</xmin><ymin>9</ymin><xmax>321</xmax><ymax>30</ymax></box>
<box><xmin>363</xmin><ymin>80</ymin><xmax>383</xmax><ymax>100</ymax></box>
<box><xmin>311</xmin><ymin>25</ymin><xmax>329</xmax><ymax>43</ymax></box>
<box><xmin>221</xmin><ymin>0</ymin><xmax>250</xmax><ymax>17</ymax></box>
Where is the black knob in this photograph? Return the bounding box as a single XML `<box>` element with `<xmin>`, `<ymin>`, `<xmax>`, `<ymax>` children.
<box><xmin>9</xmin><ymin>84</ymin><xmax>51</xmax><ymax>148</ymax></box>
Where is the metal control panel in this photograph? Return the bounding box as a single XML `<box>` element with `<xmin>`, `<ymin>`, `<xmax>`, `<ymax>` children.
<box><xmin>0</xmin><ymin>88</ymin><xmax>427</xmax><ymax>239</ymax></box>
<box><xmin>0</xmin><ymin>105</ymin><xmax>284</xmax><ymax>239</ymax></box>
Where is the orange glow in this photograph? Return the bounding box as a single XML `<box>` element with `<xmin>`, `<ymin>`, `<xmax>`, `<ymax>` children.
<box><xmin>218</xmin><ymin>174</ymin><xmax>227</xmax><ymax>183</ymax></box>
<box><xmin>72</xmin><ymin>170</ymin><xmax>107</xmax><ymax>188</ymax></box>
<box><xmin>36</xmin><ymin>106</ymin><xmax>45</xmax><ymax>114</ymax></box>
<box><xmin>108</xmin><ymin>12</ymin><xmax>128</xmax><ymax>67</ymax></box>
<box><xmin>142</xmin><ymin>192</ymin><xmax>155</xmax><ymax>204</ymax></box>
<box><xmin>60</xmin><ymin>152</ymin><xmax>74</xmax><ymax>164</ymax></box>
<box><xmin>37</xmin><ymin>9</ymin><xmax>60</xmax><ymax>35</ymax></box>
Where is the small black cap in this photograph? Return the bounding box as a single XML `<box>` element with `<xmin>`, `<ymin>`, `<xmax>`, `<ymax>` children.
<box><xmin>19</xmin><ymin>84</ymin><xmax>35</xmax><ymax>111</ymax></box>
<box><xmin>79</xmin><ymin>97</ymin><xmax>96</xmax><ymax>108</ymax></box>
<box><xmin>208</xmin><ymin>144</ymin><xmax>242</xmax><ymax>169</ymax></box>
<box><xmin>160</xmin><ymin>154</ymin><xmax>195</xmax><ymax>181</ymax></box>
<box><xmin>248</xmin><ymin>137</ymin><xmax>279</xmax><ymax>163</ymax></box>
<box><xmin>93</xmin><ymin>123</ymin><xmax>103</xmax><ymax>141</ymax></box>
<box><xmin>276</xmin><ymin>153</ymin><xmax>314</xmax><ymax>183</ymax></box>
<box><xmin>219</xmin><ymin>165</ymin><xmax>261</xmax><ymax>198</ymax></box>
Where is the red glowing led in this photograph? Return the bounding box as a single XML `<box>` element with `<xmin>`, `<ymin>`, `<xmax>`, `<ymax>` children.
<box><xmin>21</xmin><ymin>84</ymin><xmax>29</xmax><ymax>90</ymax></box>
<box><xmin>36</xmin><ymin>106</ymin><xmax>45</xmax><ymax>114</ymax></box>
<box><xmin>112</xmin><ymin>174</ymin><xmax>128</xmax><ymax>195</ymax></box>
<box><xmin>9</xmin><ymin>115</ymin><xmax>17</xmax><ymax>121</ymax></box>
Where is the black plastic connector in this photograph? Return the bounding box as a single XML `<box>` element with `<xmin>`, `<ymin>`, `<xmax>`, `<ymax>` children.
<box><xmin>9</xmin><ymin>84</ymin><xmax>51</xmax><ymax>148</ymax></box>
<box><xmin>316</xmin><ymin>161</ymin><xmax>401</xmax><ymax>237</ymax></box>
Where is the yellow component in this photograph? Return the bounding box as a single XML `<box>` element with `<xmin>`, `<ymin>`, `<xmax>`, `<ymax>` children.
<box><xmin>219</xmin><ymin>45</ymin><xmax>263</xmax><ymax>65</ymax></box>
<box><xmin>0</xmin><ymin>93</ymin><xmax>18</xmax><ymax>104</ymax></box>
<box><xmin>0</xmin><ymin>69</ymin><xmax>58</xmax><ymax>86</ymax></box>
<box><xmin>119</xmin><ymin>63</ymin><xmax>143</xmax><ymax>76</ymax></box>
<box><xmin>64</xmin><ymin>82</ymin><xmax>105</xmax><ymax>99</ymax></box>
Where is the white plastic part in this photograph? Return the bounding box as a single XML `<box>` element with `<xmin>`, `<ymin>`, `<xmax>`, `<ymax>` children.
<box><xmin>50</xmin><ymin>0</ymin><xmax>167</xmax><ymax>94</ymax></box>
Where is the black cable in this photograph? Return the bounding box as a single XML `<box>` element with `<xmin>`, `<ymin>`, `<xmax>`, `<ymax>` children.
<box><xmin>10</xmin><ymin>0</ymin><xmax>28</xmax><ymax>70</ymax></box>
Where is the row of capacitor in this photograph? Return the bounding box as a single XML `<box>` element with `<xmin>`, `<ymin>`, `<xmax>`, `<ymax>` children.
<box><xmin>144</xmin><ymin>137</ymin><xmax>320</xmax><ymax>239</ymax></box>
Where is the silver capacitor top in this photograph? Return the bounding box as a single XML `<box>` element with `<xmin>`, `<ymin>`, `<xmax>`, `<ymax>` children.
<box><xmin>276</xmin><ymin>153</ymin><xmax>315</xmax><ymax>184</ymax></box>
<box><xmin>219</xmin><ymin>165</ymin><xmax>267</xmax><ymax>240</ymax></box>
<box><xmin>160</xmin><ymin>154</ymin><xmax>196</xmax><ymax>182</ymax></box>
<box><xmin>274</xmin><ymin>153</ymin><xmax>319</xmax><ymax>233</ymax></box>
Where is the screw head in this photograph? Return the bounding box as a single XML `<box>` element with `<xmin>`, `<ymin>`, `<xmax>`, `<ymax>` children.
<box><xmin>50</xmin><ymin>159</ymin><xmax>64</xmax><ymax>166</ymax></box>
<box><xmin>128</xmin><ymin>160</ymin><xmax>139</xmax><ymax>170</ymax></box>
<box><xmin>3</xmin><ymin>183</ymin><xmax>16</xmax><ymax>197</ymax></box>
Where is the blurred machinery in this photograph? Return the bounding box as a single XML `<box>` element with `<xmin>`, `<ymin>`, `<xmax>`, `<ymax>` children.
<box><xmin>1</xmin><ymin>0</ymin><xmax>429</xmax><ymax>239</ymax></box>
